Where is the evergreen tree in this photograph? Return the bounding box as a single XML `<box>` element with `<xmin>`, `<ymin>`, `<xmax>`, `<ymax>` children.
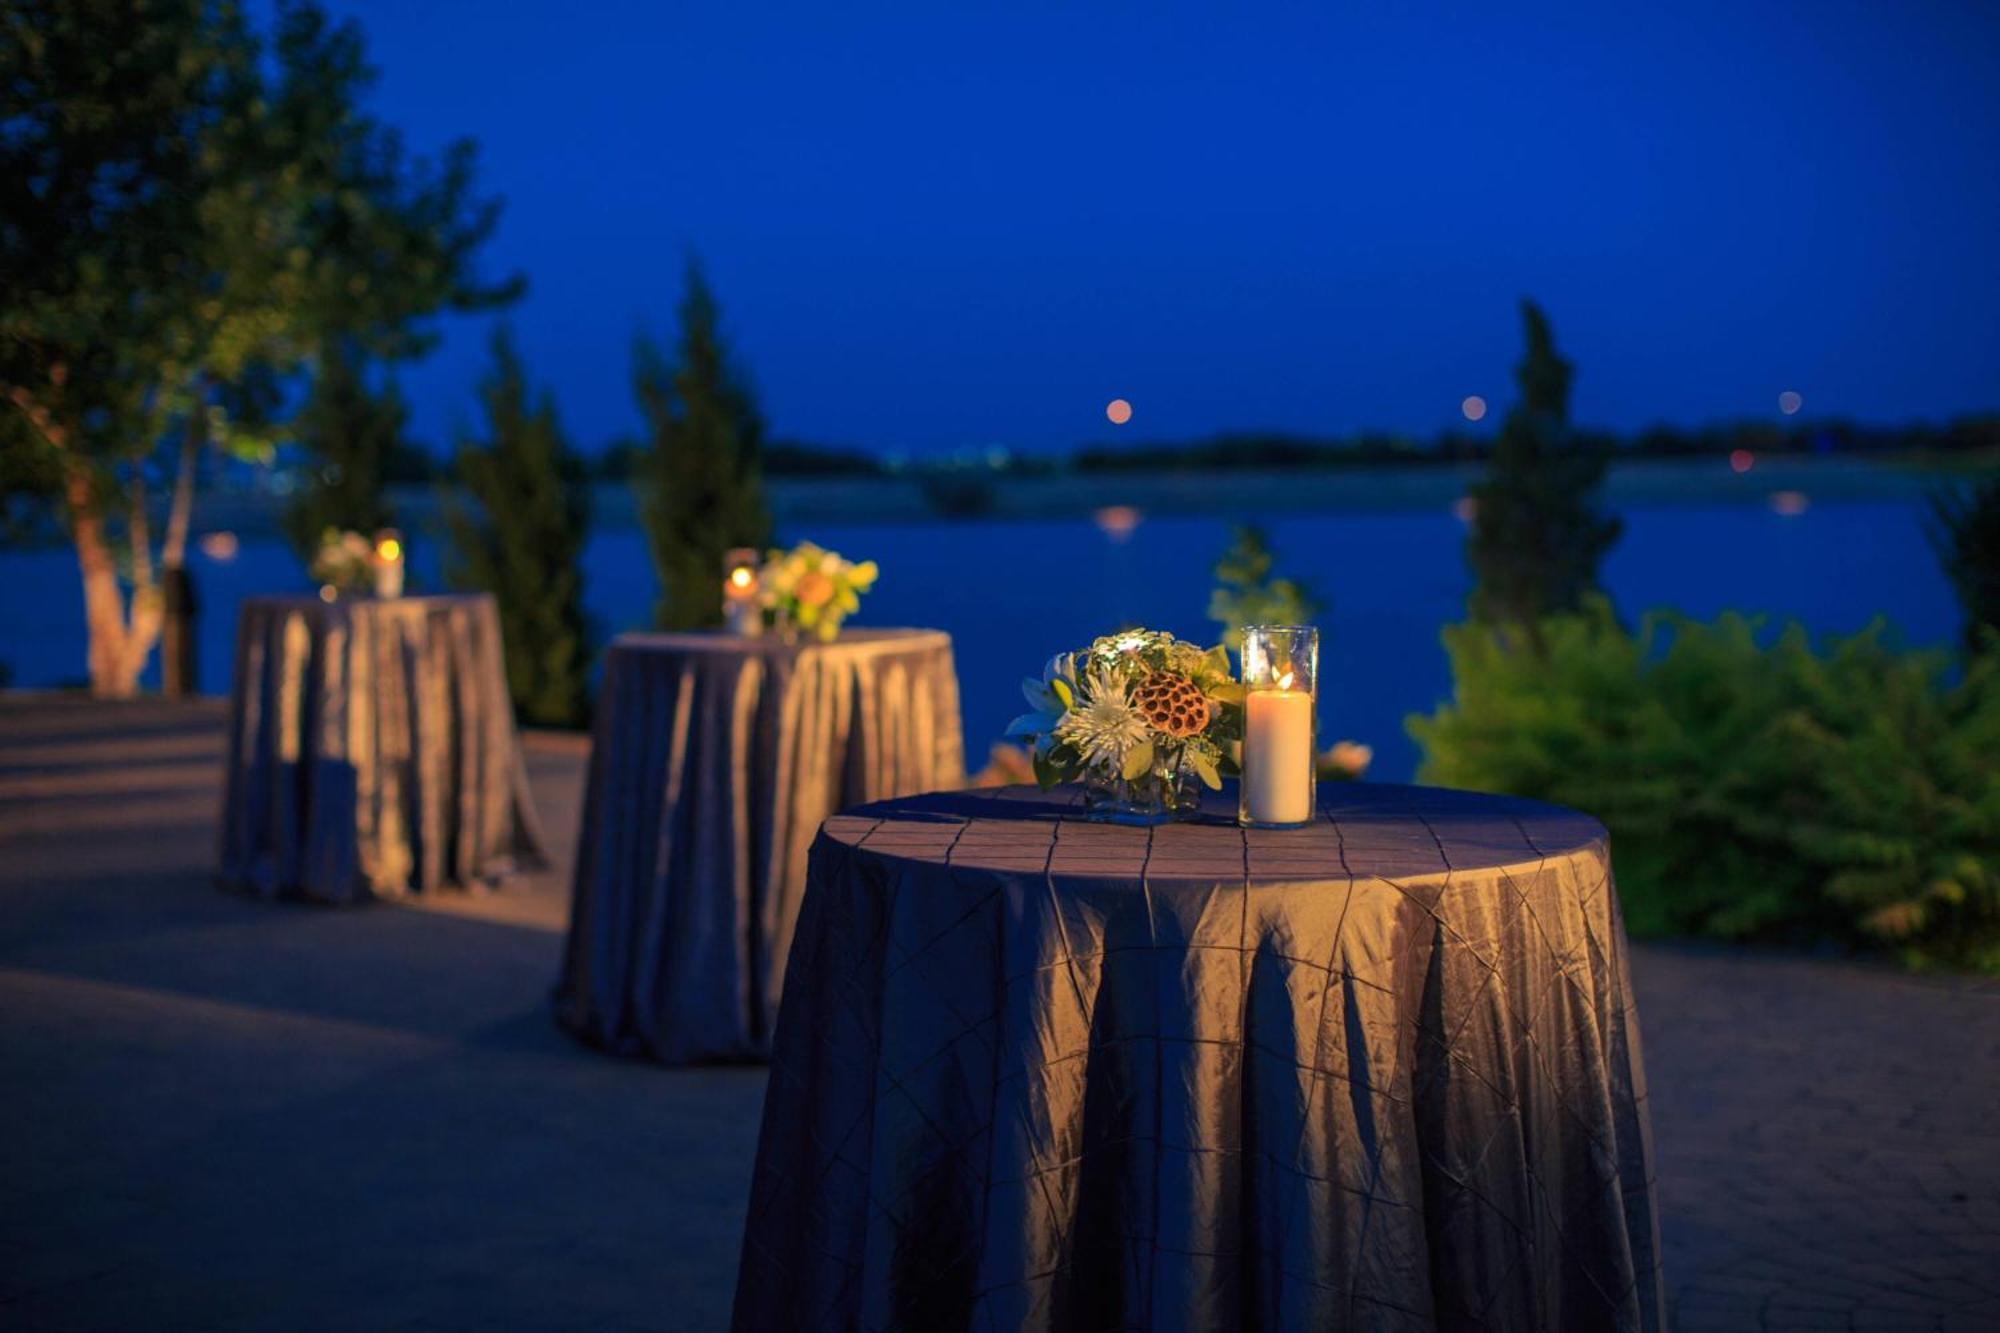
<box><xmin>634</xmin><ymin>261</ymin><xmax>771</xmax><ymax>630</ymax></box>
<box><xmin>1928</xmin><ymin>478</ymin><xmax>2000</xmax><ymax>654</ymax></box>
<box><xmin>444</xmin><ymin>330</ymin><xmax>591</xmax><ymax>727</ymax></box>
<box><xmin>281</xmin><ymin>339</ymin><xmax>406</xmax><ymax>563</ymax></box>
<box><xmin>1465</xmin><ymin>301</ymin><xmax>1621</xmax><ymax>633</ymax></box>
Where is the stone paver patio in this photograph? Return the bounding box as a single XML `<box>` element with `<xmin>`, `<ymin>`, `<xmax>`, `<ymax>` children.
<box><xmin>1</xmin><ymin>696</ymin><xmax>1995</xmax><ymax>1331</ymax></box>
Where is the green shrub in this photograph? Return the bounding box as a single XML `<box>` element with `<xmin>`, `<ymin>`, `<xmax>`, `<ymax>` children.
<box><xmin>1409</xmin><ymin>601</ymin><xmax>2000</xmax><ymax>970</ymax></box>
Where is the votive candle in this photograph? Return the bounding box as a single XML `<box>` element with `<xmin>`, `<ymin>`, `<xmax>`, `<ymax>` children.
<box><xmin>371</xmin><ymin>529</ymin><xmax>404</xmax><ymax>599</ymax></box>
<box><xmin>723</xmin><ymin>547</ymin><xmax>761</xmax><ymax>636</ymax></box>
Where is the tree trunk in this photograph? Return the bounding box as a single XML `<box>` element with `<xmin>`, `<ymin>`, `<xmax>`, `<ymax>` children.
<box><xmin>65</xmin><ymin>465</ymin><xmax>141</xmax><ymax>697</ymax></box>
<box><xmin>119</xmin><ymin>475</ymin><xmax>163</xmax><ymax>693</ymax></box>
<box><xmin>159</xmin><ymin>413</ymin><xmax>204</xmax><ymax>696</ymax></box>
<box><xmin>163</xmin><ymin>410</ymin><xmax>201</xmax><ymax>570</ymax></box>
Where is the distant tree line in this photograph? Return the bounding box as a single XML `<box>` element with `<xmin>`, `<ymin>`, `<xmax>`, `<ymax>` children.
<box><xmin>1070</xmin><ymin>414</ymin><xmax>2000</xmax><ymax>474</ymax></box>
<box><xmin>594</xmin><ymin>411</ymin><xmax>2000</xmax><ymax>482</ymax></box>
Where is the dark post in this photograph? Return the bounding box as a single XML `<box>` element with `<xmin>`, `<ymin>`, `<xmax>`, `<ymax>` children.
<box><xmin>161</xmin><ymin>565</ymin><xmax>198</xmax><ymax>697</ymax></box>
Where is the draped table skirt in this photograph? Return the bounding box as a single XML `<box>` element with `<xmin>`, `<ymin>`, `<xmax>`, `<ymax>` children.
<box><xmin>218</xmin><ymin>594</ymin><xmax>546</xmax><ymax>904</ymax></box>
<box><xmin>733</xmin><ymin>783</ymin><xmax>1664</xmax><ymax>1332</ymax></box>
<box><xmin>554</xmin><ymin>629</ymin><xmax>965</xmax><ymax>1064</ymax></box>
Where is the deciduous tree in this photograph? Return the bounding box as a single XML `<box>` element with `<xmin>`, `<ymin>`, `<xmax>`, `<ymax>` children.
<box><xmin>0</xmin><ymin>0</ymin><xmax>515</xmax><ymax>693</ymax></box>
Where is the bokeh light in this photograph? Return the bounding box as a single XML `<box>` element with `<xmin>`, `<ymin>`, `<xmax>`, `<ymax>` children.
<box><xmin>1778</xmin><ymin>390</ymin><xmax>1803</xmax><ymax>415</ymax></box>
<box><xmin>376</xmin><ymin>536</ymin><xmax>402</xmax><ymax>563</ymax></box>
<box><xmin>196</xmin><ymin>531</ymin><xmax>239</xmax><ymax>562</ymax></box>
<box><xmin>1094</xmin><ymin>504</ymin><xmax>1142</xmax><ymax>542</ymax></box>
<box><xmin>1105</xmin><ymin>398</ymin><xmax>1133</xmax><ymax>425</ymax></box>
<box><xmin>1729</xmin><ymin>449</ymin><xmax>1754</xmax><ymax>473</ymax></box>
<box><xmin>1460</xmin><ymin>395</ymin><xmax>1487</xmax><ymax>422</ymax></box>
<box><xmin>1771</xmin><ymin>490</ymin><xmax>1809</xmax><ymax>517</ymax></box>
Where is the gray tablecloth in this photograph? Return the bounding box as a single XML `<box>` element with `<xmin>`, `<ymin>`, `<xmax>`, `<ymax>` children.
<box><xmin>218</xmin><ymin>594</ymin><xmax>546</xmax><ymax>904</ymax></box>
<box><xmin>733</xmin><ymin>782</ymin><xmax>1664</xmax><ymax>1332</ymax></box>
<box><xmin>554</xmin><ymin>629</ymin><xmax>965</xmax><ymax>1064</ymax></box>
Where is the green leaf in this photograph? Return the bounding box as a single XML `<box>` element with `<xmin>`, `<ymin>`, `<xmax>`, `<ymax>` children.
<box><xmin>1122</xmin><ymin>739</ymin><xmax>1155</xmax><ymax>781</ymax></box>
<box><xmin>1051</xmin><ymin>677</ymin><xmax>1075</xmax><ymax>709</ymax></box>
<box><xmin>1189</xmin><ymin>748</ymin><xmax>1222</xmax><ymax>790</ymax></box>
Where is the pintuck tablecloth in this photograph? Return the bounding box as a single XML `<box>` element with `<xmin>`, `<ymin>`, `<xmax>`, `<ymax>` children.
<box><xmin>733</xmin><ymin>782</ymin><xmax>1664</xmax><ymax>1333</ymax></box>
<box><xmin>218</xmin><ymin>594</ymin><xmax>546</xmax><ymax>904</ymax></box>
<box><xmin>554</xmin><ymin>629</ymin><xmax>964</xmax><ymax>1064</ymax></box>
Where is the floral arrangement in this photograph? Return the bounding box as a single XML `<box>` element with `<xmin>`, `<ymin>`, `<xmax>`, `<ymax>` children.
<box><xmin>309</xmin><ymin>528</ymin><xmax>375</xmax><ymax>593</ymax></box>
<box><xmin>1009</xmin><ymin>628</ymin><xmax>1244</xmax><ymax>820</ymax></box>
<box><xmin>758</xmin><ymin>541</ymin><xmax>878</xmax><ymax>642</ymax></box>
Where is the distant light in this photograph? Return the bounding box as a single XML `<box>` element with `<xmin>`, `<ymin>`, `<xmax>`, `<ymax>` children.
<box><xmin>197</xmin><ymin>531</ymin><xmax>238</xmax><ymax>562</ymax></box>
<box><xmin>1094</xmin><ymin>504</ymin><xmax>1142</xmax><ymax>541</ymax></box>
<box><xmin>1771</xmin><ymin>490</ymin><xmax>1809</xmax><ymax>517</ymax></box>
<box><xmin>1778</xmin><ymin>390</ymin><xmax>1802</xmax><ymax>416</ymax></box>
<box><xmin>318</xmin><ymin>585</ymin><xmax>338</xmax><ymax>603</ymax></box>
<box><xmin>1452</xmin><ymin>496</ymin><xmax>1478</xmax><ymax>523</ymax></box>
<box><xmin>1729</xmin><ymin>449</ymin><xmax>1755</xmax><ymax>474</ymax></box>
<box><xmin>729</xmin><ymin>566</ymin><xmax>755</xmax><ymax>590</ymax></box>
<box><xmin>1460</xmin><ymin>395</ymin><xmax>1487</xmax><ymax>422</ymax></box>
<box><xmin>1105</xmin><ymin>398</ymin><xmax>1133</xmax><ymax>426</ymax></box>
<box><xmin>375</xmin><ymin>536</ymin><xmax>402</xmax><ymax>563</ymax></box>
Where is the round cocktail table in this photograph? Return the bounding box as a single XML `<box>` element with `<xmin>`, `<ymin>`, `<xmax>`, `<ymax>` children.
<box><xmin>219</xmin><ymin>593</ymin><xmax>545</xmax><ymax>904</ymax></box>
<box><xmin>734</xmin><ymin>781</ymin><xmax>1663</xmax><ymax>1331</ymax></box>
<box><xmin>555</xmin><ymin>628</ymin><xmax>964</xmax><ymax>1064</ymax></box>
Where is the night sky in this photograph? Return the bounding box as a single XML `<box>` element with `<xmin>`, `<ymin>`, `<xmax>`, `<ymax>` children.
<box><xmin>323</xmin><ymin>1</ymin><xmax>2000</xmax><ymax>458</ymax></box>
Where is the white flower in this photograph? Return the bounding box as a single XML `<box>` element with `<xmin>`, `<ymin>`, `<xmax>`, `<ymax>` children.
<box><xmin>1054</xmin><ymin>669</ymin><xmax>1150</xmax><ymax>770</ymax></box>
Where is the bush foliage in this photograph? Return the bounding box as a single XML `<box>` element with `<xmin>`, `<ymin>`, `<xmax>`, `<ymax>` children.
<box><xmin>1928</xmin><ymin>477</ymin><xmax>2000</xmax><ymax>653</ymax></box>
<box><xmin>1410</xmin><ymin>602</ymin><xmax>2000</xmax><ymax>971</ymax></box>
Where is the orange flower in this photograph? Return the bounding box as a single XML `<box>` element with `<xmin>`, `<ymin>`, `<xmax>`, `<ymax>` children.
<box><xmin>794</xmin><ymin>569</ymin><xmax>835</xmax><ymax>608</ymax></box>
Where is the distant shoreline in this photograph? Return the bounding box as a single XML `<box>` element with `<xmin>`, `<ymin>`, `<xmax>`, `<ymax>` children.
<box><xmin>4</xmin><ymin>453</ymin><xmax>1995</xmax><ymax>549</ymax></box>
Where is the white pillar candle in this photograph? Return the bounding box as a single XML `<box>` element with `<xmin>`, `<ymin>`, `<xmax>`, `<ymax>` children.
<box><xmin>1243</xmin><ymin>681</ymin><xmax>1314</xmax><ymax>825</ymax></box>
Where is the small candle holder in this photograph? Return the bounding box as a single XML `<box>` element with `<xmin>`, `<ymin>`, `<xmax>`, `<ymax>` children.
<box><xmin>371</xmin><ymin>529</ymin><xmax>405</xmax><ymax>599</ymax></box>
<box><xmin>1238</xmin><ymin>624</ymin><xmax>1318</xmax><ymax>829</ymax></box>
<box><xmin>722</xmin><ymin>547</ymin><xmax>762</xmax><ymax>637</ymax></box>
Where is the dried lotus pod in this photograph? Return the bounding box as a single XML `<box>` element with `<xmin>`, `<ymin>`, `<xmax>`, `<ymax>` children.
<box><xmin>1132</xmin><ymin>671</ymin><xmax>1211</xmax><ymax>738</ymax></box>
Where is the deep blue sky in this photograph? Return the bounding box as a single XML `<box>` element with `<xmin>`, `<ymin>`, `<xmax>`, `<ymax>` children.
<box><xmin>324</xmin><ymin>1</ymin><xmax>2000</xmax><ymax>457</ymax></box>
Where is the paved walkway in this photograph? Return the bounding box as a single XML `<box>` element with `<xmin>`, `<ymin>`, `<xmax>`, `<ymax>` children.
<box><xmin>1</xmin><ymin>697</ymin><xmax>1995</xmax><ymax>1331</ymax></box>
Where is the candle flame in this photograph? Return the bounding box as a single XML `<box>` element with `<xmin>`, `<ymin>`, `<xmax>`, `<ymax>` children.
<box><xmin>375</xmin><ymin>537</ymin><xmax>402</xmax><ymax>563</ymax></box>
<box><xmin>1277</xmin><ymin>671</ymin><xmax>1295</xmax><ymax>690</ymax></box>
<box><xmin>729</xmin><ymin>566</ymin><xmax>755</xmax><ymax>590</ymax></box>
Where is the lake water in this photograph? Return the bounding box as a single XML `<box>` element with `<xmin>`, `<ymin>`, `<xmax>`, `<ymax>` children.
<box><xmin>0</xmin><ymin>496</ymin><xmax>1959</xmax><ymax>780</ymax></box>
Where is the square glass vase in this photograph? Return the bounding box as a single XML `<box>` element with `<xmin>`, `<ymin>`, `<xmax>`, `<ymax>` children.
<box><xmin>1079</xmin><ymin>755</ymin><xmax>1200</xmax><ymax>826</ymax></box>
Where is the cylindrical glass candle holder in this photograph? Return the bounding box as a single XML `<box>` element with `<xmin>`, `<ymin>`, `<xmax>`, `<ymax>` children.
<box><xmin>1238</xmin><ymin>624</ymin><xmax>1318</xmax><ymax>829</ymax></box>
<box><xmin>722</xmin><ymin>547</ymin><xmax>762</xmax><ymax>636</ymax></box>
